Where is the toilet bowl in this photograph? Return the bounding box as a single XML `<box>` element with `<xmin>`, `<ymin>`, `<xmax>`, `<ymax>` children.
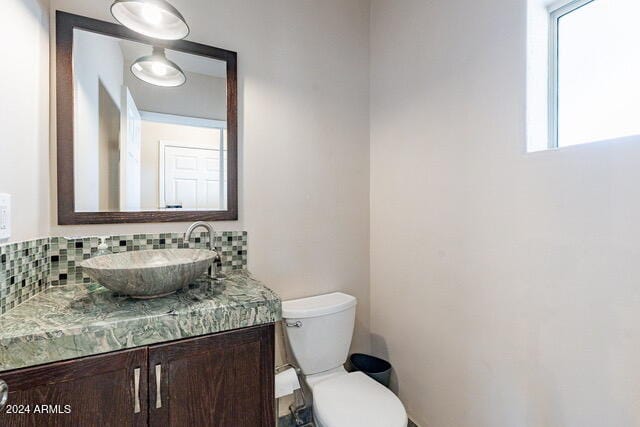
<box><xmin>282</xmin><ymin>293</ymin><xmax>407</xmax><ymax>427</ymax></box>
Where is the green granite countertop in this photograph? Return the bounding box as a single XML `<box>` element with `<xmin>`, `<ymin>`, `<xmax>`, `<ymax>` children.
<box><xmin>0</xmin><ymin>270</ymin><xmax>281</xmax><ymax>372</ymax></box>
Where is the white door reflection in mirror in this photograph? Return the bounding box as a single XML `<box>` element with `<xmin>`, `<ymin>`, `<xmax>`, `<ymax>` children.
<box><xmin>159</xmin><ymin>138</ymin><xmax>226</xmax><ymax>210</ymax></box>
<box><xmin>162</xmin><ymin>145</ymin><xmax>216</xmax><ymax>210</ymax></box>
<box><xmin>120</xmin><ymin>86</ymin><xmax>142</xmax><ymax>211</ymax></box>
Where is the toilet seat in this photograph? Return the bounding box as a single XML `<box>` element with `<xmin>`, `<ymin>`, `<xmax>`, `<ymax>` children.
<box><xmin>311</xmin><ymin>371</ymin><xmax>407</xmax><ymax>427</ymax></box>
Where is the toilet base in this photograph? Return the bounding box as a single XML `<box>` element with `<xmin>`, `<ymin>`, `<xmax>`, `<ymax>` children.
<box><xmin>305</xmin><ymin>371</ymin><xmax>407</xmax><ymax>427</ymax></box>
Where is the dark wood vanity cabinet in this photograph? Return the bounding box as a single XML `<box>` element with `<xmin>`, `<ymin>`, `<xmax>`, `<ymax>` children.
<box><xmin>0</xmin><ymin>347</ymin><xmax>148</xmax><ymax>427</ymax></box>
<box><xmin>0</xmin><ymin>324</ymin><xmax>275</xmax><ymax>427</ymax></box>
<box><xmin>149</xmin><ymin>324</ymin><xmax>275</xmax><ymax>427</ymax></box>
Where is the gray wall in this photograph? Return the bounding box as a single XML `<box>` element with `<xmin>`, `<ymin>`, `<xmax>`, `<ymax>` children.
<box><xmin>73</xmin><ymin>29</ymin><xmax>123</xmax><ymax>212</ymax></box>
<box><xmin>370</xmin><ymin>0</ymin><xmax>640</xmax><ymax>426</ymax></box>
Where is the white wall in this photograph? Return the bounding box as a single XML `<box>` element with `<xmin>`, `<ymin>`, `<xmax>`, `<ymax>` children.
<box><xmin>73</xmin><ymin>29</ymin><xmax>124</xmax><ymax>212</ymax></box>
<box><xmin>370</xmin><ymin>1</ymin><xmax>640</xmax><ymax>426</ymax></box>
<box><xmin>125</xmin><ymin>70</ymin><xmax>227</xmax><ymax>121</ymax></box>
<box><xmin>0</xmin><ymin>0</ymin><xmax>50</xmax><ymax>242</ymax></box>
<box><xmin>49</xmin><ymin>0</ymin><xmax>371</xmax><ymax>354</ymax></box>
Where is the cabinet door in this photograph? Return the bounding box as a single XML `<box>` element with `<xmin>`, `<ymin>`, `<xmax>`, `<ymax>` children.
<box><xmin>149</xmin><ymin>324</ymin><xmax>275</xmax><ymax>427</ymax></box>
<box><xmin>0</xmin><ymin>348</ymin><xmax>148</xmax><ymax>427</ymax></box>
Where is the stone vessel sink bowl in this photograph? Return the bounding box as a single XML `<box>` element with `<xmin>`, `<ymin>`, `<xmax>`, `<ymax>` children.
<box><xmin>80</xmin><ymin>249</ymin><xmax>217</xmax><ymax>299</ymax></box>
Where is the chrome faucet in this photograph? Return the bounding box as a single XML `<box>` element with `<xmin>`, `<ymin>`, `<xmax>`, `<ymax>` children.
<box><xmin>185</xmin><ymin>222</ymin><xmax>222</xmax><ymax>278</ymax></box>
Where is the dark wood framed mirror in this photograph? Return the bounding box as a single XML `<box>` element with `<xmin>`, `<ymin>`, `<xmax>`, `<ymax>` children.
<box><xmin>56</xmin><ymin>11</ymin><xmax>238</xmax><ymax>224</ymax></box>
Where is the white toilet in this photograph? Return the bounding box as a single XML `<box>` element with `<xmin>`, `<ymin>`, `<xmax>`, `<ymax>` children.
<box><xmin>283</xmin><ymin>292</ymin><xmax>407</xmax><ymax>427</ymax></box>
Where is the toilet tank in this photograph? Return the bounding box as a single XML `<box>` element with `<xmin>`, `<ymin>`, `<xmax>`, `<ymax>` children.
<box><xmin>282</xmin><ymin>293</ymin><xmax>357</xmax><ymax>375</ymax></box>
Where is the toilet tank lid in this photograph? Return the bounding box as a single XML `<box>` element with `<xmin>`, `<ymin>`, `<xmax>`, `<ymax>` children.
<box><xmin>282</xmin><ymin>292</ymin><xmax>356</xmax><ymax>319</ymax></box>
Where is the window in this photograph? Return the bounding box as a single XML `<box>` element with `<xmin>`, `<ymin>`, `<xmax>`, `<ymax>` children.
<box><xmin>549</xmin><ymin>0</ymin><xmax>640</xmax><ymax>148</ymax></box>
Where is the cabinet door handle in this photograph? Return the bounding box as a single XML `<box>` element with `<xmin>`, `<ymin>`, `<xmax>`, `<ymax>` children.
<box><xmin>0</xmin><ymin>380</ymin><xmax>7</xmax><ymax>412</ymax></box>
<box><xmin>155</xmin><ymin>364</ymin><xmax>162</xmax><ymax>409</ymax></box>
<box><xmin>133</xmin><ymin>368</ymin><xmax>141</xmax><ymax>414</ymax></box>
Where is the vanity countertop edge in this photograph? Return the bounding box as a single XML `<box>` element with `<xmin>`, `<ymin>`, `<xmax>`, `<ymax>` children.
<box><xmin>0</xmin><ymin>270</ymin><xmax>282</xmax><ymax>372</ymax></box>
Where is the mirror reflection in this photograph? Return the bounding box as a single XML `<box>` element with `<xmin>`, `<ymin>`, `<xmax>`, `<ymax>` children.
<box><xmin>72</xmin><ymin>28</ymin><xmax>228</xmax><ymax>213</ymax></box>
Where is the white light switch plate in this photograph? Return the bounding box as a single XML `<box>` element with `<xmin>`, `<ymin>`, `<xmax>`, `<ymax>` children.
<box><xmin>0</xmin><ymin>194</ymin><xmax>11</xmax><ymax>240</ymax></box>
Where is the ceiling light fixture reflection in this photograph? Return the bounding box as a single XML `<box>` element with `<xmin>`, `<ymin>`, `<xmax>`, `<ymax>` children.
<box><xmin>111</xmin><ymin>0</ymin><xmax>189</xmax><ymax>40</ymax></box>
<box><xmin>131</xmin><ymin>47</ymin><xmax>186</xmax><ymax>87</ymax></box>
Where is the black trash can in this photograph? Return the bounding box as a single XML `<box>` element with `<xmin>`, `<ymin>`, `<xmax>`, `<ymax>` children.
<box><xmin>349</xmin><ymin>353</ymin><xmax>392</xmax><ymax>388</ymax></box>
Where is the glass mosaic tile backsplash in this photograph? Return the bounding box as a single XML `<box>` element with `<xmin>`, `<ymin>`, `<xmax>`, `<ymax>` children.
<box><xmin>0</xmin><ymin>239</ymin><xmax>50</xmax><ymax>314</ymax></box>
<box><xmin>0</xmin><ymin>231</ymin><xmax>247</xmax><ymax>314</ymax></box>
